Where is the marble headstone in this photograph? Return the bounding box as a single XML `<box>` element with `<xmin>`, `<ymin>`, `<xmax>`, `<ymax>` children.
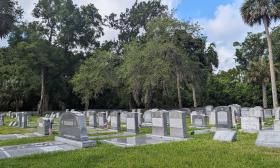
<box><xmin>98</xmin><ymin>112</ymin><xmax>107</xmax><ymax>128</ymax></box>
<box><xmin>241</xmin><ymin>116</ymin><xmax>262</xmax><ymax>133</ymax></box>
<box><xmin>120</xmin><ymin>112</ymin><xmax>128</xmax><ymax>124</ymax></box>
<box><xmin>256</xmin><ymin>130</ymin><xmax>280</xmax><ymax>148</ymax></box>
<box><xmin>0</xmin><ymin>114</ymin><xmax>4</xmax><ymax>126</ymax></box>
<box><xmin>111</xmin><ymin>111</ymin><xmax>121</xmax><ymax>131</ymax></box>
<box><xmin>249</xmin><ymin>106</ymin><xmax>264</xmax><ymax>119</ymax></box>
<box><xmin>209</xmin><ymin>111</ymin><xmax>216</xmax><ymax>125</ymax></box>
<box><xmin>88</xmin><ymin>111</ymin><xmax>98</xmax><ymax>128</ymax></box>
<box><xmin>169</xmin><ymin>110</ymin><xmax>187</xmax><ymax>138</ymax></box>
<box><xmin>274</xmin><ymin>107</ymin><xmax>280</xmax><ymax>120</ymax></box>
<box><xmin>151</xmin><ymin>110</ymin><xmax>168</xmax><ymax>136</ymax></box>
<box><xmin>191</xmin><ymin>114</ymin><xmax>208</xmax><ymax>128</ymax></box>
<box><xmin>213</xmin><ymin>130</ymin><xmax>237</xmax><ymax>142</ymax></box>
<box><xmin>241</xmin><ymin>107</ymin><xmax>250</xmax><ymax>117</ymax></box>
<box><xmin>264</xmin><ymin>109</ymin><xmax>273</xmax><ymax>118</ymax></box>
<box><xmin>126</xmin><ymin>112</ymin><xmax>139</xmax><ymax>134</ymax></box>
<box><xmin>205</xmin><ymin>105</ymin><xmax>214</xmax><ymax>116</ymax></box>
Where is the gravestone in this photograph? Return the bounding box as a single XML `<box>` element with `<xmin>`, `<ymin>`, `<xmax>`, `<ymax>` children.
<box><xmin>169</xmin><ymin>110</ymin><xmax>187</xmax><ymax>138</ymax></box>
<box><xmin>205</xmin><ymin>105</ymin><xmax>214</xmax><ymax>116</ymax></box>
<box><xmin>241</xmin><ymin>107</ymin><xmax>250</xmax><ymax>117</ymax></box>
<box><xmin>38</xmin><ymin>118</ymin><xmax>51</xmax><ymax>135</ymax></box>
<box><xmin>98</xmin><ymin>112</ymin><xmax>107</xmax><ymax>128</ymax></box>
<box><xmin>111</xmin><ymin>111</ymin><xmax>121</xmax><ymax>131</ymax></box>
<box><xmin>230</xmin><ymin>104</ymin><xmax>241</xmax><ymax>127</ymax></box>
<box><xmin>249</xmin><ymin>106</ymin><xmax>264</xmax><ymax>119</ymax></box>
<box><xmin>274</xmin><ymin>107</ymin><xmax>280</xmax><ymax>120</ymax></box>
<box><xmin>88</xmin><ymin>111</ymin><xmax>98</xmax><ymax>128</ymax></box>
<box><xmin>151</xmin><ymin>110</ymin><xmax>168</xmax><ymax>136</ymax></box>
<box><xmin>256</xmin><ymin>130</ymin><xmax>280</xmax><ymax>148</ymax></box>
<box><xmin>274</xmin><ymin>120</ymin><xmax>280</xmax><ymax>131</ymax></box>
<box><xmin>264</xmin><ymin>109</ymin><xmax>273</xmax><ymax>118</ymax></box>
<box><xmin>120</xmin><ymin>112</ymin><xmax>128</xmax><ymax>124</ymax></box>
<box><xmin>143</xmin><ymin>109</ymin><xmax>158</xmax><ymax>123</ymax></box>
<box><xmin>59</xmin><ymin>111</ymin><xmax>88</xmax><ymax>141</ymax></box>
<box><xmin>191</xmin><ymin>114</ymin><xmax>208</xmax><ymax>128</ymax></box>
<box><xmin>137</xmin><ymin>109</ymin><xmax>143</xmax><ymax>126</ymax></box>
<box><xmin>0</xmin><ymin>114</ymin><xmax>4</xmax><ymax>126</ymax></box>
<box><xmin>213</xmin><ymin>130</ymin><xmax>236</xmax><ymax>142</ymax></box>
<box><xmin>209</xmin><ymin>111</ymin><xmax>216</xmax><ymax>125</ymax></box>
<box><xmin>126</xmin><ymin>112</ymin><xmax>139</xmax><ymax>134</ymax></box>
<box><xmin>190</xmin><ymin>108</ymin><xmax>206</xmax><ymax>124</ymax></box>
<box><xmin>215</xmin><ymin>106</ymin><xmax>233</xmax><ymax>129</ymax></box>
<box><xmin>16</xmin><ymin>112</ymin><xmax>28</xmax><ymax>128</ymax></box>
<box><xmin>240</xmin><ymin>117</ymin><xmax>262</xmax><ymax>133</ymax></box>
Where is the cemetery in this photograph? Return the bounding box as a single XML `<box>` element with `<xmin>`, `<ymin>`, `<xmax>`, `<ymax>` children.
<box><xmin>2</xmin><ymin>0</ymin><xmax>280</xmax><ymax>167</ymax></box>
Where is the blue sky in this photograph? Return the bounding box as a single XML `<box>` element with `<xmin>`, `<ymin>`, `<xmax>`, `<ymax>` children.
<box><xmin>176</xmin><ymin>0</ymin><xmax>234</xmax><ymax>19</ymax></box>
<box><xmin>0</xmin><ymin>0</ymin><xmax>264</xmax><ymax>71</ymax></box>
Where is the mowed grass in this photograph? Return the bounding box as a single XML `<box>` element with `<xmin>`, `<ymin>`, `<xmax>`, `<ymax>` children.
<box><xmin>0</xmin><ymin>116</ymin><xmax>280</xmax><ymax>167</ymax></box>
<box><xmin>0</xmin><ymin>132</ymin><xmax>280</xmax><ymax>168</ymax></box>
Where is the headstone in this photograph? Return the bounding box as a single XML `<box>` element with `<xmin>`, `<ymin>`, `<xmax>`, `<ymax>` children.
<box><xmin>0</xmin><ymin>114</ymin><xmax>4</xmax><ymax>126</ymax></box>
<box><xmin>16</xmin><ymin>112</ymin><xmax>28</xmax><ymax>128</ymax></box>
<box><xmin>137</xmin><ymin>109</ymin><xmax>143</xmax><ymax>126</ymax></box>
<box><xmin>111</xmin><ymin>111</ymin><xmax>121</xmax><ymax>131</ymax></box>
<box><xmin>209</xmin><ymin>111</ymin><xmax>216</xmax><ymax>125</ymax></box>
<box><xmin>169</xmin><ymin>110</ymin><xmax>187</xmax><ymax>138</ymax></box>
<box><xmin>191</xmin><ymin>108</ymin><xmax>206</xmax><ymax>115</ymax></box>
<box><xmin>88</xmin><ymin>111</ymin><xmax>98</xmax><ymax>128</ymax></box>
<box><xmin>38</xmin><ymin>118</ymin><xmax>51</xmax><ymax>135</ymax></box>
<box><xmin>215</xmin><ymin>106</ymin><xmax>233</xmax><ymax>129</ymax></box>
<box><xmin>126</xmin><ymin>112</ymin><xmax>139</xmax><ymax>134</ymax></box>
<box><xmin>213</xmin><ymin>130</ymin><xmax>237</xmax><ymax>142</ymax></box>
<box><xmin>264</xmin><ymin>109</ymin><xmax>273</xmax><ymax>118</ymax></box>
<box><xmin>274</xmin><ymin>107</ymin><xmax>280</xmax><ymax>120</ymax></box>
<box><xmin>59</xmin><ymin>111</ymin><xmax>88</xmax><ymax>141</ymax></box>
<box><xmin>191</xmin><ymin>114</ymin><xmax>208</xmax><ymax>128</ymax></box>
<box><xmin>229</xmin><ymin>104</ymin><xmax>241</xmax><ymax>126</ymax></box>
<box><xmin>151</xmin><ymin>110</ymin><xmax>168</xmax><ymax>136</ymax></box>
<box><xmin>256</xmin><ymin>130</ymin><xmax>280</xmax><ymax>148</ymax></box>
<box><xmin>143</xmin><ymin>109</ymin><xmax>158</xmax><ymax>123</ymax></box>
<box><xmin>249</xmin><ymin>106</ymin><xmax>264</xmax><ymax>119</ymax></box>
<box><xmin>205</xmin><ymin>105</ymin><xmax>214</xmax><ymax>116</ymax></box>
<box><xmin>240</xmin><ymin>117</ymin><xmax>262</xmax><ymax>133</ymax></box>
<box><xmin>274</xmin><ymin>120</ymin><xmax>280</xmax><ymax>131</ymax></box>
<box><xmin>98</xmin><ymin>112</ymin><xmax>107</xmax><ymax>128</ymax></box>
<box><xmin>120</xmin><ymin>112</ymin><xmax>128</xmax><ymax>124</ymax></box>
<box><xmin>241</xmin><ymin>107</ymin><xmax>250</xmax><ymax>117</ymax></box>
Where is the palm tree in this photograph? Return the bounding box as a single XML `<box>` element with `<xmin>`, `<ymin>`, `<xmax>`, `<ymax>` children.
<box><xmin>247</xmin><ymin>59</ymin><xmax>270</xmax><ymax>108</ymax></box>
<box><xmin>0</xmin><ymin>0</ymin><xmax>22</xmax><ymax>38</ymax></box>
<box><xmin>241</xmin><ymin>0</ymin><xmax>280</xmax><ymax>108</ymax></box>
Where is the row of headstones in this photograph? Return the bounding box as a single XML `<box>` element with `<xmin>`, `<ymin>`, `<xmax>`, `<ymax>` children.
<box><xmin>7</xmin><ymin>112</ymin><xmax>28</xmax><ymax>128</ymax></box>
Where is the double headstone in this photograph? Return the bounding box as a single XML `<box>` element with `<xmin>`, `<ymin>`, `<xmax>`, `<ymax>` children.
<box><xmin>126</xmin><ymin>112</ymin><xmax>139</xmax><ymax>134</ymax></box>
<box><xmin>98</xmin><ymin>112</ymin><xmax>107</xmax><ymax>128</ymax></box>
<box><xmin>38</xmin><ymin>118</ymin><xmax>52</xmax><ymax>135</ymax></box>
<box><xmin>88</xmin><ymin>111</ymin><xmax>98</xmax><ymax>128</ymax></box>
<box><xmin>111</xmin><ymin>111</ymin><xmax>121</xmax><ymax>131</ymax></box>
<box><xmin>151</xmin><ymin>110</ymin><xmax>168</xmax><ymax>136</ymax></box>
<box><xmin>213</xmin><ymin>106</ymin><xmax>236</xmax><ymax>142</ymax></box>
<box><xmin>169</xmin><ymin>110</ymin><xmax>187</xmax><ymax>138</ymax></box>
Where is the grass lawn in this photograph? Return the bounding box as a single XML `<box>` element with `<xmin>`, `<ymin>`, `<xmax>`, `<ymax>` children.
<box><xmin>0</xmin><ymin>116</ymin><xmax>280</xmax><ymax>167</ymax></box>
<box><xmin>0</xmin><ymin>132</ymin><xmax>280</xmax><ymax>168</ymax></box>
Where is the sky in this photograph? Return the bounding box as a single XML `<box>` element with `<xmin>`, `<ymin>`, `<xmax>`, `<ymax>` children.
<box><xmin>0</xmin><ymin>0</ymin><xmax>268</xmax><ymax>71</ymax></box>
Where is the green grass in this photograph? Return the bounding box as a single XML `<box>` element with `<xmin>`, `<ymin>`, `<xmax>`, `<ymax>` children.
<box><xmin>0</xmin><ymin>132</ymin><xmax>280</xmax><ymax>168</ymax></box>
<box><xmin>0</xmin><ymin>116</ymin><xmax>280</xmax><ymax>167</ymax></box>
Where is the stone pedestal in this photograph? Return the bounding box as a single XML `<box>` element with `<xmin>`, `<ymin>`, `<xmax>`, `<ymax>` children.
<box><xmin>169</xmin><ymin>110</ymin><xmax>187</xmax><ymax>138</ymax></box>
<box><xmin>151</xmin><ymin>110</ymin><xmax>168</xmax><ymax>136</ymax></box>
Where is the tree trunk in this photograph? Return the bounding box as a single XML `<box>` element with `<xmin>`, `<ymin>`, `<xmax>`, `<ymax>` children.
<box><xmin>263</xmin><ymin>16</ymin><xmax>278</xmax><ymax>108</ymax></box>
<box><xmin>144</xmin><ymin>89</ymin><xmax>151</xmax><ymax>109</ymax></box>
<box><xmin>38</xmin><ymin>67</ymin><xmax>46</xmax><ymax>116</ymax></box>
<box><xmin>262</xmin><ymin>83</ymin><xmax>268</xmax><ymax>108</ymax></box>
<box><xmin>15</xmin><ymin>99</ymin><xmax>20</xmax><ymax>112</ymax></box>
<box><xmin>85</xmin><ymin>99</ymin><xmax>89</xmax><ymax>111</ymax></box>
<box><xmin>176</xmin><ymin>72</ymin><xmax>182</xmax><ymax>108</ymax></box>
<box><xmin>191</xmin><ymin>84</ymin><xmax>197</xmax><ymax>107</ymax></box>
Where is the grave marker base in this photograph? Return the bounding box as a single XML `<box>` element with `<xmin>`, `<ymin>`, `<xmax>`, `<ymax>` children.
<box><xmin>55</xmin><ymin>136</ymin><xmax>96</xmax><ymax>148</ymax></box>
<box><xmin>256</xmin><ymin>130</ymin><xmax>280</xmax><ymax>148</ymax></box>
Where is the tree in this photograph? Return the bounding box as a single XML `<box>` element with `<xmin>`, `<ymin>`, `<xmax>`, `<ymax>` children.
<box><xmin>247</xmin><ymin>59</ymin><xmax>270</xmax><ymax>108</ymax></box>
<box><xmin>241</xmin><ymin>0</ymin><xmax>280</xmax><ymax>108</ymax></box>
<box><xmin>0</xmin><ymin>0</ymin><xmax>22</xmax><ymax>38</ymax></box>
<box><xmin>71</xmin><ymin>50</ymin><xmax>118</xmax><ymax>110</ymax></box>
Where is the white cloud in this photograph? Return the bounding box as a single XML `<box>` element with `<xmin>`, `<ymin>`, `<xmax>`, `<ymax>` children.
<box><xmin>197</xmin><ymin>0</ymin><xmax>263</xmax><ymax>71</ymax></box>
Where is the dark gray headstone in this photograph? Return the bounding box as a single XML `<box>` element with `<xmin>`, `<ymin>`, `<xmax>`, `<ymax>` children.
<box><xmin>59</xmin><ymin>111</ymin><xmax>88</xmax><ymax>141</ymax></box>
<box><xmin>151</xmin><ymin>110</ymin><xmax>168</xmax><ymax>136</ymax></box>
<box><xmin>88</xmin><ymin>111</ymin><xmax>98</xmax><ymax>128</ymax></box>
<box><xmin>16</xmin><ymin>112</ymin><xmax>28</xmax><ymax>128</ymax></box>
<box><xmin>126</xmin><ymin>112</ymin><xmax>139</xmax><ymax>134</ymax></box>
<box><xmin>111</xmin><ymin>111</ymin><xmax>121</xmax><ymax>131</ymax></box>
<box><xmin>169</xmin><ymin>110</ymin><xmax>187</xmax><ymax>138</ymax></box>
<box><xmin>215</xmin><ymin>106</ymin><xmax>233</xmax><ymax>129</ymax></box>
<box><xmin>0</xmin><ymin>114</ymin><xmax>4</xmax><ymax>126</ymax></box>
